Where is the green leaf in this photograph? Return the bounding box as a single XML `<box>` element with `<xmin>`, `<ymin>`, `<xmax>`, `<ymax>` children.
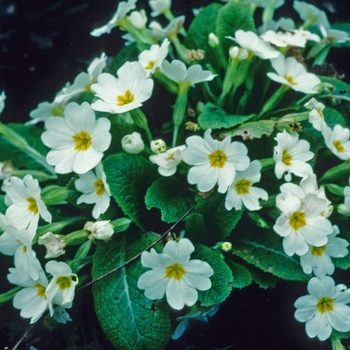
<box><xmin>324</xmin><ymin>106</ymin><xmax>346</xmax><ymax>127</ymax></box>
<box><xmin>184</xmin><ymin>212</ymin><xmax>209</xmax><ymax>243</ymax></box>
<box><xmin>103</xmin><ymin>153</ymin><xmax>158</xmax><ymax>230</ymax></box>
<box><xmin>92</xmin><ymin>229</ymin><xmax>171</xmax><ymax>350</ymax></box>
<box><xmin>108</xmin><ymin>43</ymin><xmax>141</xmax><ymax>75</ymax></box>
<box><xmin>145</xmin><ymin>177</ymin><xmax>195</xmax><ymax>223</ymax></box>
<box><xmin>198</xmin><ymin>103</ymin><xmax>255</xmax><ymax>130</ymax></box>
<box><xmin>220</xmin><ymin>120</ymin><xmax>275</xmax><ymax>140</ymax></box>
<box><xmin>245</xmin><ymin>262</ymin><xmax>280</xmax><ymax>289</ymax></box>
<box><xmin>193</xmin><ymin>244</ymin><xmax>233</xmax><ymax>307</ymax></box>
<box><xmin>320</xmin><ymin>76</ymin><xmax>350</xmax><ymax>102</ymax></box>
<box><xmin>232</xmin><ymin>223</ymin><xmax>309</xmax><ymax>282</ymax></box>
<box><xmin>226</xmin><ymin>260</ymin><xmax>252</xmax><ymax>289</ymax></box>
<box><xmin>216</xmin><ymin>2</ymin><xmax>255</xmax><ymax>60</ymax></box>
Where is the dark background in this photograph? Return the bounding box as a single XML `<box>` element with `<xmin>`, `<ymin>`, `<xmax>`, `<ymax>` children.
<box><xmin>1</xmin><ymin>0</ymin><xmax>350</xmax><ymax>349</ymax></box>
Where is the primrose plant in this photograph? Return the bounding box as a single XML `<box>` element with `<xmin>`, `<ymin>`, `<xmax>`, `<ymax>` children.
<box><xmin>2</xmin><ymin>0</ymin><xmax>350</xmax><ymax>349</ymax></box>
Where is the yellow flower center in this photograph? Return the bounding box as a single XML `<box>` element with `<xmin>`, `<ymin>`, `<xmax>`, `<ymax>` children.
<box><xmin>56</xmin><ymin>276</ymin><xmax>72</xmax><ymax>290</ymax></box>
<box><xmin>27</xmin><ymin>197</ymin><xmax>39</xmax><ymax>215</ymax></box>
<box><xmin>117</xmin><ymin>90</ymin><xmax>134</xmax><ymax>106</ymax></box>
<box><xmin>165</xmin><ymin>262</ymin><xmax>186</xmax><ymax>281</ymax></box>
<box><xmin>289</xmin><ymin>211</ymin><xmax>306</xmax><ymax>230</ymax></box>
<box><xmin>235</xmin><ymin>178</ymin><xmax>252</xmax><ymax>195</ymax></box>
<box><xmin>311</xmin><ymin>245</ymin><xmax>327</xmax><ymax>257</ymax></box>
<box><xmin>208</xmin><ymin>150</ymin><xmax>228</xmax><ymax>168</ymax></box>
<box><xmin>284</xmin><ymin>75</ymin><xmax>297</xmax><ymax>85</ymax></box>
<box><xmin>145</xmin><ymin>60</ymin><xmax>155</xmax><ymax>70</ymax></box>
<box><xmin>50</xmin><ymin>105</ymin><xmax>64</xmax><ymax>116</ymax></box>
<box><xmin>316</xmin><ymin>297</ymin><xmax>334</xmax><ymax>314</ymax></box>
<box><xmin>333</xmin><ymin>140</ymin><xmax>344</xmax><ymax>153</ymax></box>
<box><xmin>168</xmin><ymin>152</ymin><xmax>175</xmax><ymax>161</ymax></box>
<box><xmin>72</xmin><ymin>131</ymin><xmax>92</xmax><ymax>151</ymax></box>
<box><xmin>34</xmin><ymin>283</ymin><xmax>47</xmax><ymax>299</ymax></box>
<box><xmin>317</xmin><ymin>107</ymin><xmax>324</xmax><ymax>118</ymax></box>
<box><xmin>94</xmin><ymin>178</ymin><xmax>106</xmax><ymax>196</ymax></box>
<box><xmin>282</xmin><ymin>149</ymin><xmax>292</xmax><ymax>166</ymax></box>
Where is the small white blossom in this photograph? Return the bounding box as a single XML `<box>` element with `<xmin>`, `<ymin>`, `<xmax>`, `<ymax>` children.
<box><xmin>91</xmin><ymin>61</ymin><xmax>154</xmax><ymax>114</ymax></box>
<box><xmin>75</xmin><ymin>162</ymin><xmax>111</xmax><ymax>219</ymax></box>
<box><xmin>182</xmin><ymin>129</ymin><xmax>250</xmax><ymax>193</ymax></box>
<box><xmin>225</xmin><ymin>160</ymin><xmax>268</xmax><ymax>211</ymax></box>
<box><xmin>137</xmin><ymin>238</ymin><xmax>214</xmax><ymax>310</ymax></box>
<box><xmin>27</xmin><ymin>99</ymin><xmax>65</xmax><ymax>125</ymax></box>
<box><xmin>304</xmin><ymin>98</ymin><xmax>327</xmax><ymax>132</ymax></box>
<box><xmin>121</xmin><ymin>132</ymin><xmax>145</xmax><ymax>154</ymax></box>
<box><xmin>322</xmin><ymin>125</ymin><xmax>350</xmax><ymax>161</ymax></box>
<box><xmin>127</xmin><ymin>9</ymin><xmax>148</xmax><ymax>30</ymax></box>
<box><xmin>150</xmin><ymin>145</ymin><xmax>186</xmax><ymax>176</ymax></box>
<box><xmin>53</xmin><ymin>306</ymin><xmax>72</xmax><ymax>324</ymax></box>
<box><xmin>149</xmin><ymin>0</ymin><xmax>171</xmax><ymax>17</ymax></box>
<box><xmin>150</xmin><ymin>138</ymin><xmax>167</xmax><ymax>154</ymax></box>
<box><xmin>293</xmin><ymin>1</ymin><xmax>331</xmax><ymax>29</ymax></box>
<box><xmin>41</xmin><ymin>102</ymin><xmax>111</xmax><ymax>174</ymax></box>
<box><xmin>294</xmin><ymin>276</ymin><xmax>350</xmax><ymax>340</ymax></box>
<box><xmin>38</xmin><ymin>232</ymin><xmax>66</xmax><ymax>258</ymax></box>
<box><xmin>148</xmin><ymin>16</ymin><xmax>185</xmax><ymax>41</ymax></box>
<box><xmin>267</xmin><ymin>56</ymin><xmax>321</xmax><ymax>94</ymax></box>
<box><xmin>84</xmin><ymin>220</ymin><xmax>114</xmax><ymax>241</ymax></box>
<box><xmin>300</xmin><ymin>225</ymin><xmax>348</xmax><ymax>278</ymax></box>
<box><xmin>273</xmin><ymin>129</ymin><xmax>314</xmax><ymax>182</ymax></box>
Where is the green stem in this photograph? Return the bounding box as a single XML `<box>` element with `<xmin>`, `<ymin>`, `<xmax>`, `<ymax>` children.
<box><xmin>172</xmin><ymin>88</ymin><xmax>188</xmax><ymax>147</ymax></box>
<box><xmin>129</xmin><ymin>108</ymin><xmax>153</xmax><ymax>143</ymax></box>
<box><xmin>0</xmin><ymin>286</ymin><xmax>21</xmax><ymax>305</ymax></box>
<box><xmin>258</xmin><ymin>85</ymin><xmax>289</xmax><ymax>118</ymax></box>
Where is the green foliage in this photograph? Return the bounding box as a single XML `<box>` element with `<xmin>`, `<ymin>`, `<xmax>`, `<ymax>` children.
<box><xmin>145</xmin><ymin>177</ymin><xmax>195</xmax><ymax>223</ymax></box>
<box><xmin>220</xmin><ymin>120</ymin><xmax>275</xmax><ymax>140</ymax></box>
<box><xmin>103</xmin><ymin>153</ymin><xmax>158</xmax><ymax>230</ymax></box>
<box><xmin>198</xmin><ymin>103</ymin><xmax>255</xmax><ymax>130</ymax></box>
<box><xmin>108</xmin><ymin>43</ymin><xmax>142</xmax><ymax>75</ymax></box>
<box><xmin>226</xmin><ymin>260</ymin><xmax>253</xmax><ymax>289</ymax></box>
<box><xmin>92</xmin><ymin>230</ymin><xmax>171</xmax><ymax>350</ymax></box>
<box><xmin>193</xmin><ymin>244</ymin><xmax>233</xmax><ymax>307</ymax></box>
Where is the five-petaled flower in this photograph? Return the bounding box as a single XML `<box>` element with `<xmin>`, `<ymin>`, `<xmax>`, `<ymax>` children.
<box><xmin>137</xmin><ymin>238</ymin><xmax>214</xmax><ymax>310</ymax></box>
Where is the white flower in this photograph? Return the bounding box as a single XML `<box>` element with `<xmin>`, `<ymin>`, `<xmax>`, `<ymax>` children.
<box><xmin>150</xmin><ymin>138</ymin><xmax>167</xmax><ymax>154</ymax></box>
<box><xmin>90</xmin><ymin>0</ymin><xmax>137</xmax><ymax>37</ymax></box>
<box><xmin>182</xmin><ymin>129</ymin><xmax>250</xmax><ymax>193</ymax></box>
<box><xmin>294</xmin><ymin>276</ymin><xmax>350</xmax><ymax>341</ymax></box>
<box><xmin>137</xmin><ymin>238</ymin><xmax>214</xmax><ymax>310</ymax></box>
<box><xmin>322</xmin><ymin>125</ymin><xmax>350</xmax><ymax>161</ymax></box>
<box><xmin>150</xmin><ymin>145</ymin><xmax>186</xmax><ymax>176</ymax></box>
<box><xmin>225</xmin><ymin>160</ymin><xmax>268</xmax><ymax>211</ymax></box>
<box><xmin>267</xmin><ymin>56</ymin><xmax>321</xmax><ymax>94</ymax></box>
<box><xmin>293</xmin><ymin>1</ymin><xmax>330</xmax><ymax>29</ymax></box>
<box><xmin>127</xmin><ymin>9</ymin><xmax>147</xmax><ymax>30</ymax></box>
<box><xmin>273</xmin><ymin>129</ymin><xmax>314</xmax><ymax>182</ymax></box>
<box><xmin>260</xmin><ymin>17</ymin><xmax>295</xmax><ymax>33</ymax></box>
<box><xmin>228</xmin><ymin>46</ymin><xmax>249</xmax><ymax>60</ymax></box>
<box><xmin>261</xmin><ymin>30</ymin><xmax>307</xmax><ymax>48</ymax></box>
<box><xmin>41</xmin><ymin>102</ymin><xmax>111</xmax><ymax>174</ymax></box>
<box><xmin>84</xmin><ymin>220</ymin><xmax>114</xmax><ymax>241</ymax></box>
<box><xmin>3</xmin><ymin>175</ymin><xmax>52</xmax><ymax>233</ymax></box>
<box><xmin>292</xmin><ymin>28</ymin><xmax>321</xmax><ymax>43</ymax></box>
<box><xmin>138</xmin><ymin>39</ymin><xmax>170</xmax><ymax>76</ymax></box>
<box><xmin>45</xmin><ymin>260</ymin><xmax>78</xmax><ymax>312</ymax></box>
<box><xmin>0</xmin><ymin>160</ymin><xmax>14</xmax><ymax>181</ymax></box>
<box><xmin>8</xmin><ymin>264</ymin><xmax>50</xmax><ymax>324</ymax></box>
<box><xmin>121</xmin><ymin>132</ymin><xmax>145</xmax><ymax>154</ymax></box>
<box><xmin>300</xmin><ymin>225</ymin><xmax>348</xmax><ymax>278</ymax></box>
<box><xmin>304</xmin><ymin>98</ymin><xmax>327</xmax><ymax>132</ymax></box>
<box><xmin>91</xmin><ymin>61</ymin><xmax>154</xmax><ymax>114</ymax></box>
<box><xmin>148</xmin><ymin>16</ymin><xmax>184</xmax><ymax>41</ymax></box>
<box><xmin>274</xmin><ymin>190</ymin><xmax>333</xmax><ymax>256</ymax></box>
<box><xmin>320</xmin><ymin>26</ymin><xmax>349</xmax><ymax>45</ymax></box>
<box><xmin>161</xmin><ymin>59</ymin><xmax>216</xmax><ymax>90</ymax></box>
<box><xmin>0</xmin><ymin>91</ymin><xmax>6</xmax><ymax>115</ymax></box>
<box><xmin>53</xmin><ymin>306</ymin><xmax>72</xmax><ymax>324</ymax></box>
<box><xmin>226</xmin><ymin>30</ymin><xmax>280</xmax><ymax>60</ymax></box>
<box><xmin>27</xmin><ymin>100</ymin><xmax>65</xmax><ymax>125</ymax></box>
<box><xmin>38</xmin><ymin>232</ymin><xmax>66</xmax><ymax>258</ymax></box>
<box><xmin>55</xmin><ymin>53</ymin><xmax>108</xmax><ymax>103</ymax></box>
<box><xmin>75</xmin><ymin>162</ymin><xmax>111</xmax><ymax>219</ymax></box>
<box><xmin>149</xmin><ymin>0</ymin><xmax>171</xmax><ymax>17</ymax></box>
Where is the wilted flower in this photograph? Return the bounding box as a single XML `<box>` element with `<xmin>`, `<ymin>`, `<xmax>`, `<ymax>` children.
<box><xmin>38</xmin><ymin>232</ymin><xmax>66</xmax><ymax>258</ymax></box>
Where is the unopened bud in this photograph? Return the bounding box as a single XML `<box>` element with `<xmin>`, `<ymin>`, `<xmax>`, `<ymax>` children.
<box><xmin>151</xmin><ymin>138</ymin><xmax>167</xmax><ymax>154</ymax></box>
<box><xmin>121</xmin><ymin>132</ymin><xmax>144</xmax><ymax>154</ymax></box>
<box><xmin>208</xmin><ymin>33</ymin><xmax>219</xmax><ymax>48</ymax></box>
<box><xmin>38</xmin><ymin>232</ymin><xmax>66</xmax><ymax>258</ymax></box>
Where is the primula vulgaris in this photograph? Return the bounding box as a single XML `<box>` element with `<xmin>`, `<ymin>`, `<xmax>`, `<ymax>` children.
<box><xmin>294</xmin><ymin>276</ymin><xmax>350</xmax><ymax>341</ymax></box>
<box><xmin>300</xmin><ymin>225</ymin><xmax>349</xmax><ymax>278</ymax></box>
<box><xmin>149</xmin><ymin>145</ymin><xmax>186</xmax><ymax>176</ymax></box>
<box><xmin>38</xmin><ymin>232</ymin><xmax>66</xmax><ymax>259</ymax></box>
<box><xmin>2</xmin><ymin>174</ymin><xmax>52</xmax><ymax>234</ymax></box>
<box><xmin>274</xmin><ymin>189</ymin><xmax>333</xmax><ymax>256</ymax></box>
<box><xmin>182</xmin><ymin>129</ymin><xmax>250</xmax><ymax>193</ymax></box>
<box><xmin>226</xmin><ymin>30</ymin><xmax>280</xmax><ymax>60</ymax></box>
<box><xmin>28</xmin><ymin>99</ymin><xmax>65</xmax><ymax>125</ymax></box>
<box><xmin>41</xmin><ymin>102</ymin><xmax>111</xmax><ymax>174</ymax></box>
<box><xmin>121</xmin><ymin>132</ymin><xmax>145</xmax><ymax>154</ymax></box>
<box><xmin>273</xmin><ymin>129</ymin><xmax>313</xmax><ymax>182</ymax></box>
<box><xmin>149</xmin><ymin>0</ymin><xmax>171</xmax><ymax>17</ymax></box>
<box><xmin>304</xmin><ymin>98</ymin><xmax>327</xmax><ymax>132</ymax></box>
<box><xmin>91</xmin><ymin>61</ymin><xmax>154</xmax><ymax>114</ymax></box>
<box><xmin>322</xmin><ymin>124</ymin><xmax>350</xmax><ymax>161</ymax></box>
<box><xmin>267</xmin><ymin>56</ymin><xmax>321</xmax><ymax>94</ymax></box>
<box><xmin>137</xmin><ymin>238</ymin><xmax>214</xmax><ymax>310</ymax></box>
<box><xmin>138</xmin><ymin>39</ymin><xmax>170</xmax><ymax>76</ymax></box>
<box><xmin>75</xmin><ymin>162</ymin><xmax>111</xmax><ymax>219</ymax></box>
<box><xmin>225</xmin><ymin>160</ymin><xmax>268</xmax><ymax>211</ymax></box>
<box><xmin>149</xmin><ymin>16</ymin><xmax>185</xmax><ymax>41</ymax></box>
<box><xmin>293</xmin><ymin>1</ymin><xmax>330</xmax><ymax>29</ymax></box>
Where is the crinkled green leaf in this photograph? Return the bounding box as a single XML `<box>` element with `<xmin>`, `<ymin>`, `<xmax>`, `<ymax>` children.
<box><xmin>220</xmin><ymin>120</ymin><xmax>275</xmax><ymax>140</ymax></box>
<box><xmin>320</xmin><ymin>76</ymin><xmax>350</xmax><ymax>102</ymax></box>
<box><xmin>92</xmin><ymin>229</ymin><xmax>171</xmax><ymax>350</ymax></box>
<box><xmin>232</xmin><ymin>225</ymin><xmax>309</xmax><ymax>282</ymax></box>
<box><xmin>198</xmin><ymin>103</ymin><xmax>255</xmax><ymax>130</ymax></box>
<box><xmin>145</xmin><ymin>177</ymin><xmax>195</xmax><ymax>223</ymax></box>
<box><xmin>193</xmin><ymin>244</ymin><xmax>233</xmax><ymax>307</ymax></box>
<box><xmin>103</xmin><ymin>153</ymin><xmax>158</xmax><ymax>230</ymax></box>
<box><xmin>324</xmin><ymin>106</ymin><xmax>346</xmax><ymax>127</ymax></box>
<box><xmin>184</xmin><ymin>212</ymin><xmax>209</xmax><ymax>243</ymax></box>
<box><xmin>226</xmin><ymin>260</ymin><xmax>253</xmax><ymax>289</ymax></box>
<box><xmin>244</xmin><ymin>262</ymin><xmax>280</xmax><ymax>289</ymax></box>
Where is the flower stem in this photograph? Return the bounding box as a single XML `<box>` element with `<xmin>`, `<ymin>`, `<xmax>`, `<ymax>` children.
<box><xmin>129</xmin><ymin>108</ymin><xmax>153</xmax><ymax>143</ymax></box>
<box><xmin>172</xmin><ymin>88</ymin><xmax>188</xmax><ymax>147</ymax></box>
<box><xmin>258</xmin><ymin>85</ymin><xmax>289</xmax><ymax>118</ymax></box>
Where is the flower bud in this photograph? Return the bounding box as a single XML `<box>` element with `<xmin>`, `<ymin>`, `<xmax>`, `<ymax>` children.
<box><xmin>151</xmin><ymin>138</ymin><xmax>166</xmax><ymax>154</ymax></box>
<box><xmin>127</xmin><ymin>10</ymin><xmax>148</xmax><ymax>30</ymax></box>
<box><xmin>38</xmin><ymin>232</ymin><xmax>66</xmax><ymax>258</ymax></box>
<box><xmin>229</xmin><ymin>46</ymin><xmax>248</xmax><ymax>60</ymax></box>
<box><xmin>208</xmin><ymin>33</ymin><xmax>219</xmax><ymax>48</ymax></box>
<box><xmin>85</xmin><ymin>220</ymin><xmax>114</xmax><ymax>241</ymax></box>
<box><xmin>41</xmin><ymin>185</ymin><xmax>69</xmax><ymax>205</ymax></box>
<box><xmin>121</xmin><ymin>132</ymin><xmax>144</xmax><ymax>154</ymax></box>
<box><xmin>220</xmin><ymin>242</ymin><xmax>232</xmax><ymax>252</ymax></box>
